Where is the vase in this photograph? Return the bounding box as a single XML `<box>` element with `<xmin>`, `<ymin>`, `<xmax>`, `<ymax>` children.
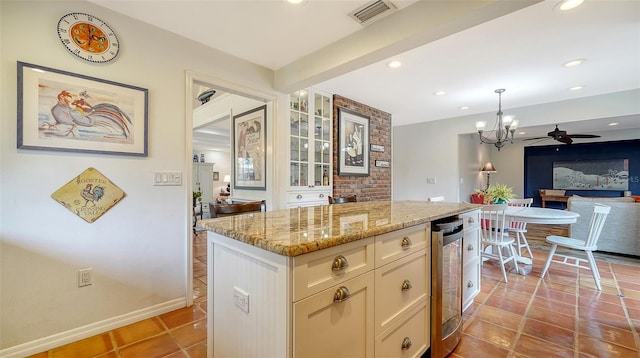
<box><xmin>494</xmin><ymin>198</ymin><xmax>507</xmax><ymax>204</ymax></box>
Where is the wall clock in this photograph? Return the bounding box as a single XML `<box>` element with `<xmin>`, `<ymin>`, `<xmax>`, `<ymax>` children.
<box><xmin>57</xmin><ymin>12</ymin><xmax>120</xmax><ymax>63</ymax></box>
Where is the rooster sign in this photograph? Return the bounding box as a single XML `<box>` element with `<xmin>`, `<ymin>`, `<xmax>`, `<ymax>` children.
<box><xmin>51</xmin><ymin>167</ymin><xmax>126</xmax><ymax>223</ymax></box>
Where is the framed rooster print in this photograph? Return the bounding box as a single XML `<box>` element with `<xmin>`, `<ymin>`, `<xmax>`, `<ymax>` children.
<box><xmin>17</xmin><ymin>62</ymin><xmax>148</xmax><ymax>156</ymax></box>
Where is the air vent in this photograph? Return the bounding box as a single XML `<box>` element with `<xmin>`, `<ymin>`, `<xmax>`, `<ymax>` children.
<box><xmin>349</xmin><ymin>0</ymin><xmax>397</xmax><ymax>26</ymax></box>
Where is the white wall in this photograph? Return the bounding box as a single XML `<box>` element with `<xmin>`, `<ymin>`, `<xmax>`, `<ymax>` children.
<box><xmin>0</xmin><ymin>1</ymin><xmax>276</xmax><ymax>352</ymax></box>
<box><xmin>393</xmin><ymin>90</ymin><xmax>640</xmax><ymax>203</ymax></box>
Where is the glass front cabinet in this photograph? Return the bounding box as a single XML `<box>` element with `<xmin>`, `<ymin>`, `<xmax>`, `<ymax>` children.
<box><xmin>288</xmin><ymin>89</ymin><xmax>332</xmax><ymax>207</ymax></box>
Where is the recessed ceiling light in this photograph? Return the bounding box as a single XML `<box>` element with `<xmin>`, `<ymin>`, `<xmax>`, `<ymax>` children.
<box><xmin>558</xmin><ymin>0</ymin><xmax>584</xmax><ymax>11</ymax></box>
<box><xmin>563</xmin><ymin>59</ymin><xmax>585</xmax><ymax>67</ymax></box>
<box><xmin>286</xmin><ymin>0</ymin><xmax>306</xmax><ymax>4</ymax></box>
<box><xmin>386</xmin><ymin>60</ymin><xmax>402</xmax><ymax>68</ymax></box>
<box><xmin>433</xmin><ymin>91</ymin><xmax>446</xmax><ymax>96</ymax></box>
<box><xmin>569</xmin><ymin>86</ymin><xmax>584</xmax><ymax>91</ymax></box>
<box><xmin>518</xmin><ymin>131</ymin><xmax>527</xmax><ymax>135</ymax></box>
<box><xmin>609</xmin><ymin>122</ymin><xmax>619</xmax><ymax>126</ymax></box>
<box><xmin>459</xmin><ymin>106</ymin><xmax>469</xmax><ymax>110</ymax></box>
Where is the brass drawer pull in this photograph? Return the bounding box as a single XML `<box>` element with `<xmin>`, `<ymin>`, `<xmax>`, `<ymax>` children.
<box><xmin>468</xmin><ymin>217</ymin><xmax>475</xmax><ymax>224</ymax></box>
<box><xmin>467</xmin><ymin>280</ymin><xmax>474</xmax><ymax>288</ymax></box>
<box><xmin>467</xmin><ymin>244</ymin><xmax>474</xmax><ymax>251</ymax></box>
<box><xmin>319</xmin><ymin>193</ymin><xmax>324</xmax><ymax>198</ymax></box>
<box><xmin>333</xmin><ymin>286</ymin><xmax>351</xmax><ymax>303</ymax></box>
<box><xmin>331</xmin><ymin>255</ymin><xmax>349</xmax><ymax>271</ymax></box>
<box><xmin>401</xmin><ymin>237</ymin><xmax>412</xmax><ymax>250</ymax></box>
<box><xmin>401</xmin><ymin>337</ymin><xmax>412</xmax><ymax>350</ymax></box>
<box><xmin>296</xmin><ymin>194</ymin><xmax>303</xmax><ymax>199</ymax></box>
<box><xmin>401</xmin><ymin>279</ymin><xmax>412</xmax><ymax>291</ymax></box>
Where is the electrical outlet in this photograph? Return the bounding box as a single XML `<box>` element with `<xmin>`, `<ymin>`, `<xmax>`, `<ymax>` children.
<box><xmin>233</xmin><ymin>286</ymin><xmax>249</xmax><ymax>313</ymax></box>
<box><xmin>426</xmin><ymin>177</ymin><xmax>436</xmax><ymax>184</ymax></box>
<box><xmin>78</xmin><ymin>268</ymin><xmax>93</xmax><ymax>287</ymax></box>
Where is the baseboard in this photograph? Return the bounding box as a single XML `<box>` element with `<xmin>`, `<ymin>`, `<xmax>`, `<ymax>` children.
<box><xmin>0</xmin><ymin>297</ymin><xmax>187</xmax><ymax>358</ymax></box>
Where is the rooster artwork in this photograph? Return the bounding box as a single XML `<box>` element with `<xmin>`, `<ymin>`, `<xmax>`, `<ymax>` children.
<box><xmin>80</xmin><ymin>183</ymin><xmax>105</xmax><ymax>207</ymax></box>
<box><xmin>39</xmin><ymin>88</ymin><xmax>133</xmax><ymax>143</ymax></box>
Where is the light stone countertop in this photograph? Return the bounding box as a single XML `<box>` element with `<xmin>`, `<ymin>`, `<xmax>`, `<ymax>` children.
<box><xmin>199</xmin><ymin>200</ymin><xmax>480</xmax><ymax>257</ymax></box>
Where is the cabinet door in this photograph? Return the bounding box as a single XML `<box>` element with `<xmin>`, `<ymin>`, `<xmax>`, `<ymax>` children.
<box><xmin>294</xmin><ymin>271</ymin><xmax>374</xmax><ymax>358</ymax></box>
<box><xmin>374</xmin><ymin>302</ymin><xmax>430</xmax><ymax>358</ymax></box>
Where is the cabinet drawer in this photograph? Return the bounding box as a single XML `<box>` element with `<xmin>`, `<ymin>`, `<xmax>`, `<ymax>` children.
<box><xmin>294</xmin><ymin>271</ymin><xmax>374</xmax><ymax>358</ymax></box>
<box><xmin>460</xmin><ymin>210</ymin><xmax>480</xmax><ymax>231</ymax></box>
<box><xmin>375</xmin><ymin>224</ymin><xmax>429</xmax><ymax>267</ymax></box>
<box><xmin>293</xmin><ymin>237</ymin><xmax>374</xmax><ymax>301</ymax></box>
<box><xmin>374</xmin><ymin>250</ymin><xmax>429</xmax><ymax>335</ymax></box>
<box><xmin>463</xmin><ymin>261</ymin><xmax>480</xmax><ymax>312</ymax></box>
<box><xmin>462</xmin><ymin>229</ymin><xmax>480</xmax><ymax>266</ymax></box>
<box><xmin>287</xmin><ymin>191</ymin><xmax>330</xmax><ymax>206</ymax></box>
<box><xmin>374</xmin><ymin>300</ymin><xmax>430</xmax><ymax>358</ymax></box>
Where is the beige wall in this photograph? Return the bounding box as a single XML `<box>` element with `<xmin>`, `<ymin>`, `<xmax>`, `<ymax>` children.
<box><xmin>0</xmin><ymin>1</ymin><xmax>276</xmax><ymax>353</ymax></box>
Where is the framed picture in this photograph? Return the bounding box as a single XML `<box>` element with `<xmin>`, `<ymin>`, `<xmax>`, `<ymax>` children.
<box><xmin>212</xmin><ymin>171</ymin><xmax>219</xmax><ymax>181</ymax></box>
<box><xmin>553</xmin><ymin>159</ymin><xmax>629</xmax><ymax>190</ymax></box>
<box><xmin>17</xmin><ymin>62</ymin><xmax>148</xmax><ymax>156</ymax></box>
<box><xmin>338</xmin><ymin>108</ymin><xmax>370</xmax><ymax>176</ymax></box>
<box><xmin>233</xmin><ymin>105</ymin><xmax>267</xmax><ymax>190</ymax></box>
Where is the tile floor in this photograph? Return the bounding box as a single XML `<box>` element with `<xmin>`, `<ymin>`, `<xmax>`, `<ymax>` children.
<box><xmin>29</xmin><ymin>231</ymin><xmax>640</xmax><ymax>357</ymax></box>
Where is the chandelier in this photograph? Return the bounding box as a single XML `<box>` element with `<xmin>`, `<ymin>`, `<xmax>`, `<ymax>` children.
<box><xmin>475</xmin><ymin>89</ymin><xmax>518</xmax><ymax>151</ymax></box>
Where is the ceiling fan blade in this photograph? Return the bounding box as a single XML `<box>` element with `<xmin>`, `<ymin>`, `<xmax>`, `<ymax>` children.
<box><xmin>567</xmin><ymin>134</ymin><xmax>601</xmax><ymax>138</ymax></box>
<box><xmin>522</xmin><ymin>137</ymin><xmax>549</xmax><ymax>141</ymax></box>
<box><xmin>558</xmin><ymin>136</ymin><xmax>573</xmax><ymax>144</ymax></box>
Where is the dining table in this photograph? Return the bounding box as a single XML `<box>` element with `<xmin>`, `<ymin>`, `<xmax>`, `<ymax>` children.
<box><xmin>489</xmin><ymin>206</ymin><xmax>580</xmax><ymax>269</ymax></box>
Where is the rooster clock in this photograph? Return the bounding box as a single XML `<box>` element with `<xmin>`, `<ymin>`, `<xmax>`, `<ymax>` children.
<box><xmin>57</xmin><ymin>12</ymin><xmax>120</xmax><ymax>63</ymax></box>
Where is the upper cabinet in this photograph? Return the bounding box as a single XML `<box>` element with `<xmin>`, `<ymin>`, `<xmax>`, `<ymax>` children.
<box><xmin>288</xmin><ymin>89</ymin><xmax>333</xmax><ymax>207</ymax></box>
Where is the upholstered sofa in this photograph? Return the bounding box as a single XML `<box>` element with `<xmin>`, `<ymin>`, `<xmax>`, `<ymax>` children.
<box><xmin>568</xmin><ymin>196</ymin><xmax>640</xmax><ymax>257</ymax></box>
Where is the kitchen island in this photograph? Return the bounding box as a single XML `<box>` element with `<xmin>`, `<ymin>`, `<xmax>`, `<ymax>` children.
<box><xmin>199</xmin><ymin>200</ymin><xmax>479</xmax><ymax>358</ymax></box>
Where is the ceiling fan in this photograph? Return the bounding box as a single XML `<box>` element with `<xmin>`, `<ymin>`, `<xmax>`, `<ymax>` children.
<box><xmin>523</xmin><ymin>125</ymin><xmax>601</xmax><ymax>144</ymax></box>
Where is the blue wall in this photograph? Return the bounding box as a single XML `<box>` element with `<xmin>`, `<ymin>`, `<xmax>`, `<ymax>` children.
<box><xmin>524</xmin><ymin>139</ymin><xmax>640</xmax><ymax>208</ymax></box>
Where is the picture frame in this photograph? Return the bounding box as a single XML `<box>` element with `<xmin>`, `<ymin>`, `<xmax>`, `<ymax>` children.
<box><xmin>553</xmin><ymin>159</ymin><xmax>629</xmax><ymax>191</ymax></box>
<box><xmin>233</xmin><ymin>105</ymin><xmax>267</xmax><ymax>190</ymax></box>
<box><xmin>212</xmin><ymin>171</ymin><xmax>219</xmax><ymax>181</ymax></box>
<box><xmin>338</xmin><ymin>107</ymin><xmax>370</xmax><ymax>176</ymax></box>
<box><xmin>17</xmin><ymin>62</ymin><xmax>148</xmax><ymax>156</ymax></box>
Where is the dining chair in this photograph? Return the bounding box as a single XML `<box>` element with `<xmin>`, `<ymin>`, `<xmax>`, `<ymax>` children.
<box><xmin>328</xmin><ymin>195</ymin><xmax>357</xmax><ymax>204</ymax></box>
<box><xmin>209</xmin><ymin>200</ymin><xmax>266</xmax><ymax>218</ymax></box>
<box><xmin>540</xmin><ymin>204</ymin><xmax>611</xmax><ymax>291</ymax></box>
<box><xmin>427</xmin><ymin>196</ymin><xmax>445</xmax><ymax>202</ymax></box>
<box><xmin>507</xmin><ymin>198</ymin><xmax>534</xmax><ymax>259</ymax></box>
<box><xmin>480</xmin><ymin>204</ymin><xmax>519</xmax><ymax>283</ymax></box>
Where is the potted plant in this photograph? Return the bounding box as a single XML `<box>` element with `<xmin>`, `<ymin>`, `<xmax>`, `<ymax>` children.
<box><xmin>477</xmin><ymin>183</ymin><xmax>515</xmax><ymax>204</ymax></box>
<box><xmin>193</xmin><ymin>190</ymin><xmax>202</xmax><ymax>207</ymax></box>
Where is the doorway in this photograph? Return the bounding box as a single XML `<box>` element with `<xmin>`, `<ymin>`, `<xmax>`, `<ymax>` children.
<box><xmin>185</xmin><ymin>71</ymin><xmax>274</xmax><ymax>305</ymax></box>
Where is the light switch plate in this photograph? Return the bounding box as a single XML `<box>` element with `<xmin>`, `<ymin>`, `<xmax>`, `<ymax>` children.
<box><xmin>153</xmin><ymin>171</ymin><xmax>182</xmax><ymax>186</ymax></box>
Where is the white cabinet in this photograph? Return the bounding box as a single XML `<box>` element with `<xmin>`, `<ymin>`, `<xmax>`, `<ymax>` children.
<box><xmin>208</xmin><ymin>223</ymin><xmax>431</xmax><ymax>358</ymax></box>
<box><xmin>193</xmin><ymin>163</ymin><xmax>214</xmax><ymax>216</ymax></box>
<box><xmin>288</xmin><ymin>89</ymin><xmax>332</xmax><ymax>207</ymax></box>
<box><xmin>460</xmin><ymin>209</ymin><xmax>481</xmax><ymax>311</ymax></box>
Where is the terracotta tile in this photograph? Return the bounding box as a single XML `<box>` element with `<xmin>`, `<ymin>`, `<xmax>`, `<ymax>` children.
<box><xmin>531</xmin><ymin>296</ymin><xmax>576</xmax><ymax>316</ymax></box>
<box><xmin>615</xmin><ymin>272</ymin><xmax>640</xmax><ymax>284</ymax></box>
<box><xmin>171</xmin><ymin>318</ymin><xmax>207</xmax><ymax>348</ymax></box>
<box><xmin>536</xmin><ymin>286</ymin><xmax>577</xmax><ymax>304</ymax></box>
<box><xmin>513</xmin><ymin>333</ymin><xmax>575</xmax><ymax>358</ymax></box>
<box><xmin>623</xmin><ymin>297</ymin><xmax>640</xmax><ymax>310</ymax></box>
<box><xmin>96</xmin><ymin>352</ymin><xmax>118</xmax><ymax>358</ymax></box>
<box><xmin>620</xmin><ymin>288</ymin><xmax>640</xmax><ymax>300</ymax></box>
<box><xmin>164</xmin><ymin>351</ymin><xmax>188</xmax><ymax>358</ymax></box>
<box><xmin>578</xmin><ymin>335</ymin><xmax>639</xmax><ymax>357</ymax></box>
<box><xmin>452</xmin><ymin>333</ymin><xmax>510</xmax><ymax>357</ymax></box>
<box><xmin>160</xmin><ymin>306</ymin><xmax>206</xmax><ymax>329</ymax></box>
<box><xmin>578</xmin><ymin>320</ymin><xmax>638</xmax><ymax>350</ymax></box>
<box><xmin>538</xmin><ymin>279</ymin><xmax>577</xmax><ymax>294</ymax></box>
<box><xmin>193</xmin><ymin>261</ymin><xmax>207</xmax><ymax>278</ymax></box>
<box><xmin>185</xmin><ymin>340</ymin><xmax>207</xmax><ymax>357</ymax></box>
<box><xmin>579</xmin><ymin>298</ymin><xmax>626</xmax><ymax>317</ymax></box>
<box><xmin>484</xmin><ymin>295</ymin><xmax>528</xmax><ymax>316</ymax></box>
<box><xmin>578</xmin><ymin>308</ymin><xmax>631</xmax><ymax>331</ymax></box>
<box><xmin>628</xmin><ymin>306</ymin><xmax>640</xmax><ymax>321</ymax></box>
<box><xmin>462</xmin><ymin>319</ymin><xmax>517</xmax><ymax>350</ymax></box>
<box><xmin>119</xmin><ymin>333</ymin><xmax>180</xmax><ymax>358</ymax></box>
<box><xmin>50</xmin><ymin>333</ymin><xmax>113</xmax><ymax>358</ymax></box>
<box><xmin>112</xmin><ymin>317</ymin><xmax>166</xmax><ymax>347</ymax></box>
<box><xmin>521</xmin><ymin>318</ymin><xmax>575</xmax><ymax>348</ymax></box>
<box><xmin>579</xmin><ymin>288</ymin><xmax>624</xmax><ymax>305</ymax></box>
<box><xmin>24</xmin><ymin>352</ymin><xmax>48</xmax><ymax>358</ymax></box>
<box><xmin>474</xmin><ymin>291</ymin><xmax>489</xmax><ymax>304</ymax></box>
<box><xmin>475</xmin><ymin>305</ymin><xmax>523</xmax><ymax>331</ymax></box>
<box><xmin>526</xmin><ymin>305</ymin><xmax>576</xmax><ymax>331</ymax></box>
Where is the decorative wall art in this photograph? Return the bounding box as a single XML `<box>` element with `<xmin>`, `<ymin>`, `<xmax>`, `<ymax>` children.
<box><xmin>213</xmin><ymin>172</ymin><xmax>219</xmax><ymax>181</ymax></box>
<box><xmin>338</xmin><ymin>108</ymin><xmax>370</xmax><ymax>176</ymax></box>
<box><xmin>233</xmin><ymin>105</ymin><xmax>267</xmax><ymax>190</ymax></box>
<box><xmin>17</xmin><ymin>62</ymin><xmax>148</xmax><ymax>156</ymax></box>
<box><xmin>51</xmin><ymin>167</ymin><xmax>126</xmax><ymax>223</ymax></box>
<box><xmin>553</xmin><ymin>159</ymin><xmax>629</xmax><ymax>191</ymax></box>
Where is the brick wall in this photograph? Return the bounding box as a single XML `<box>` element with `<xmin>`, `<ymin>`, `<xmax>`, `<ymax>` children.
<box><xmin>332</xmin><ymin>95</ymin><xmax>392</xmax><ymax>202</ymax></box>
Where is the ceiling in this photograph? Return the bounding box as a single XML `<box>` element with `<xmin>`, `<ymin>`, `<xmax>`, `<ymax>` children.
<box><xmin>90</xmin><ymin>0</ymin><xmax>640</xmax><ymax>147</ymax></box>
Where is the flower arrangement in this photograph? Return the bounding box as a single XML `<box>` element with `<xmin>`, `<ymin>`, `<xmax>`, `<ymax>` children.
<box><xmin>476</xmin><ymin>183</ymin><xmax>515</xmax><ymax>204</ymax></box>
